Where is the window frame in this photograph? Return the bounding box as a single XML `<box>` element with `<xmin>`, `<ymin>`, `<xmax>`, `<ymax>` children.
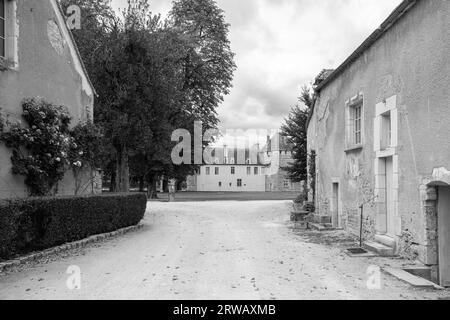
<box><xmin>0</xmin><ymin>0</ymin><xmax>18</xmax><ymax>70</ymax></box>
<box><xmin>0</xmin><ymin>0</ymin><xmax>6</xmax><ymax>59</ymax></box>
<box><xmin>205</xmin><ymin>167</ymin><xmax>211</xmax><ymax>175</ymax></box>
<box><xmin>345</xmin><ymin>94</ymin><xmax>364</xmax><ymax>151</ymax></box>
<box><xmin>237</xmin><ymin>179</ymin><xmax>243</xmax><ymax>187</ymax></box>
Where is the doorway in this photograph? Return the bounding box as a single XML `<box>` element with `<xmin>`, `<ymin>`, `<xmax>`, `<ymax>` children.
<box><xmin>385</xmin><ymin>156</ymin><xmax>395</xmax><ymax>237</ymax></box>
<box><xmin>438</xmin><ymin>186</ymin><xmax>450</xmax><ymax>287</ymax></box>
<box><xmin>332</xmin><ymin>183</ymin><xmax>339</xmax><ymax>228</ymax></box>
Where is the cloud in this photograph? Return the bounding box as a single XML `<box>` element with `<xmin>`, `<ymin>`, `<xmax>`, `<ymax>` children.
<box><xmin>111</xmin><ymin>0</ymin><xmax>403</xmax><ymax>133</ymax></box>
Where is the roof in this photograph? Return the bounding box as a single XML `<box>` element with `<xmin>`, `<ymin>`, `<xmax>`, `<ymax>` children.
<box><xmin>315</xmin><ymin>0</ymin><xmax>418</xmax><ymax>92</ymax></box>
<box><xmin>307</xmin><ymin>0</ymin><xmax>418</xmax><ymax>127</ymax></box>
<box><xmin>53</xmin><ymin>0</ymin><xmax>97</xmax><ymax>97</ymax></box>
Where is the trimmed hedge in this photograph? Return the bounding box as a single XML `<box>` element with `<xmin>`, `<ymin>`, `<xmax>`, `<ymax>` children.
<box><xmin>0</xmin><ymin>193</ymin><xmax>147</xmax><ymax>260</ymax></box>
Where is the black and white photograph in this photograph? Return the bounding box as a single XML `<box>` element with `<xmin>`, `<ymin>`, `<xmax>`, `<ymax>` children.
<box><xmin>0</xmin><ymin>0</ymin><xmax>450</xmax><ymax>307</ymax></box>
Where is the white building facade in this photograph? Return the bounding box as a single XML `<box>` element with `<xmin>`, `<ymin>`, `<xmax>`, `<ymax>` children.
<box><xmin>190</xmin><ymin>165</ymin><xmax>267</xmax><ymax>192</ymax></box>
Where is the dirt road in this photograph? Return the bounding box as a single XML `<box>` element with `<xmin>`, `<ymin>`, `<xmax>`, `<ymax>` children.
<box><xmin>0</xmin><ymin>201</ymin><xmax>448</xmax><ymax>300</ymax></box>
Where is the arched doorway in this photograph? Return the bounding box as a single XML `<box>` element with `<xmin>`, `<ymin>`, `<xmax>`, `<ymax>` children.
<box><xmin>436</xmin><ymin>183</ymin><xmax>450</xmax><ymax>287</ymax></box>
<box><xmin>425</xmin><ymin>181</ymin><xmax>450</xmax><ymax>287</ymax></box>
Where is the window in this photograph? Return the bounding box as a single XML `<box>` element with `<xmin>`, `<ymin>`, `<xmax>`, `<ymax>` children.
<box><xmin>206</xmin><ymin>167</ymin><xmax>210</xmax><ymax>175</ymax></box>
<box><xmin>284</xmin><ymin>180</ymin><xmax>290</xmax><ymax>189</ymax></box>
<box><xmin>237</xmin><ymin>179</ymin><xmax>242</xmax><ymax>187</ymax></box>
<box><xmin>380</xmin><ymin>111</ymin><xmax>392</xmax><ymax>150</ymax></box>
<box><xmin>354</xmin><ymin>105</ymin><xmax>362</xmax><ymax>145</ymax></box>
<box><xmin>215</xmin><ymin>167</ymin><xmax>219</xmax><ymax>175</ymax></box>
<box><xmin>218</xmin><ymin>182</ymin><xmax>222</xmax><ymax>187</ymax></box>
<box><xmin>0</xmin><ymin>0</ymin><xmax>5</xmax><ymax>58</ymax></box>
<box><xmin>261</xmin><ymin>167</ymin><xmax>266</xmax><ymax>175</ymax></box>
<box><xmin>346</xmin><ymin>96</ymin><xmax>364</xmax><ymax>149</ymax></box>
<box><xmin>254</xmin><ymin>167</ymin><xmax>259</xmax><ymax>175</ymax></box>
<box><xmin>247</xmin><ymin>167</ymin><xmax>251</xmax><ymax>175</ymax></box>
<box><xmin>231</xmin><ymin>167</ymin><xmax>235</xmax><ymax>175</ymax></box>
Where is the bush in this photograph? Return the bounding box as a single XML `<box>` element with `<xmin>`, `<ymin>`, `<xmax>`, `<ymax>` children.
<box><xmin>0</xmin><ymin>193</ymin><xmax>147</xmax><ymax>260</ymax></box>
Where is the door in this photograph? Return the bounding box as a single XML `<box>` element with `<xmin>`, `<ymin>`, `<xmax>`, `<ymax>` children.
<box><xmin>438</xmin><ymin>187</ymin><xmax>450</xmax><ymax>287</ymax></box>
<box><xmin>385</xmin><ymin>157</ymin><xmax>395</xmax><ymax>237</ymax></box>
<box><xmin>332</xmin><ymin>183</ymin><xmax>339</xmax><ymax>228</ymax></box>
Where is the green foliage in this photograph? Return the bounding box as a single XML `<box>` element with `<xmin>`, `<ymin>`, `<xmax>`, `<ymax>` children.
<box><xmin>0</xmin><ymin>99</ymin><xmax>74</xmax><ymax>196</ymax></box>
<box><xmin>0</xmin><ymin>193</ymin><xmax>147</xmax><ymax>260</ymax></box>
<box><xmin>70</xmin><ymin>121</ymin><xmax>103</xmax><ymax>170</ymax></box>
<box><xmin>281</xmin><ymin>86</ymin><xmax>313</xmax><ymax>182</ymax></box>
<box><xmin>0</xmin><ymin>99</ymin><xmax>103</xmax><ymax>197</ymax></box>
<box><xmin>60</xmin><ymin>0</ymin><xmax>236</xmax><ymax>192</ymax></box>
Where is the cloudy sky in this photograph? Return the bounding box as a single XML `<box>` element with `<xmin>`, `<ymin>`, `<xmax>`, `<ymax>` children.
<box><xmin>112</xmin><ymin>0</ymin><xmax>402</xmax><ymax>135</ymax></box>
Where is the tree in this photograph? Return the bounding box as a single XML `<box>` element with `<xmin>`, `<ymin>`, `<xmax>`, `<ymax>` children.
<box><xmin>61</xmin><ymin>0</ymin><xmax>235</xmax><ymax>194</ymax></box>
<box><xmin>168</xmin><ymin>0</ymin><xmax>236</xmax><ymax>131</ymax></box>
<box><xmin>281</xmin><ymin>86</ymin><xmax>313</xmax><ymax>183</ymax></box>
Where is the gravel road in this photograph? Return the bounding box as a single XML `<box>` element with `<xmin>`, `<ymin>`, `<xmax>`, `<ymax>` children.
<box><xmin>0</xmin><ymin>200</ymin><xmax>448</xmax><ymax>300</ymax></box>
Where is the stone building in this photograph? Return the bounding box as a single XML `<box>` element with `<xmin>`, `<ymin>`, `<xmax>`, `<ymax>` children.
<box><xmin>307</xmin><ymin>0</ymin><xmax>450</xmax><ymax>285</ymax></box>
<box><xmin>0</xmin><ymin>0</ymin><xmax>97</xmax><ymax>198</ymax></box>
<box><xmin>261</xmin><ymin>133</ymin><xmax>302</xmax><ymax>192</ymax></box>
<box><xmin>187</xmin><ymin>133</ymin><xmax>302</xmax><ymax>192</ymax></box>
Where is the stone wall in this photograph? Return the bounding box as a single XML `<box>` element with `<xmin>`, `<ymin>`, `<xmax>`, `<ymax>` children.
<box><xmin>307</xmin><ymin>0</ymin><xmax>450</xmax><ymax>254</ymax></box>
<box><xmin>0</xmin><ymin>0</ymin><xmax>95</xmax><ymax>198</ymax></box>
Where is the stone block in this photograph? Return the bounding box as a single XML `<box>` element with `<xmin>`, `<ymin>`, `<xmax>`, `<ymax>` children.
<box><xmin>418</xmin><ymin>244</ymin><xmax>438</xmax><ymax>266</ymax></box>
<box><xmin>421</xmin><ymin>187</ymin><xmax>437</xmax><ymax>201</ymax></box>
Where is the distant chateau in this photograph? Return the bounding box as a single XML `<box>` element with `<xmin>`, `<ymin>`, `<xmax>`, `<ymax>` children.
<box><xmin>186</xmin><ymin>133</ymin><xmax>302</xmax><ymax>192</ymax></box>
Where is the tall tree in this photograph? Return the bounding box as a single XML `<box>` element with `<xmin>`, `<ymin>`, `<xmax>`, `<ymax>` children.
<box><xmin>281</xmin><ymin>86</ymin><xmax>313</xmax><ymax>183</ymax></box>
<box><xmin>61</xmin><ymin>0</ymin><xmax>235</xmax><ymax>193</ymax></box>
<box><xmin>168</xmin><ymin>0</ymin><xmax>236</xmax><ymax>130</ymax></box>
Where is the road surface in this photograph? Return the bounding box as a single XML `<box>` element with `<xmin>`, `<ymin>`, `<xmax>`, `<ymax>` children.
<box><xmin>0</xmin><ymin>201</ymin><xmax>448</xmax><ymax>300</ymax></box>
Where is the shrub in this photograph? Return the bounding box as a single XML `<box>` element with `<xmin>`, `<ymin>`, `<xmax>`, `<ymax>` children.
<box><xmin>0</xmin><ymin>193</ymin><xmax>147</xmax><ymax>260</ymax></box>
<box><xmin>0</xmin><ymin>98</ymin><xmax>103</xmax><ymax>197</ymax></box>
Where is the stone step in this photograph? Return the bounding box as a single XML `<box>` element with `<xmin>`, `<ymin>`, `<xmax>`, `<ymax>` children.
<box><xmin>383</xmin><ymin>267</ymin><xmax>442</xmax><ymax>289</ymax></box>
<box><xmin>308</xmin><ymin>223</ymin><xmax>335</xmax><ymax>232</ymax></box>
<box><xmin>374</xmin><ymin>234</ymin><xmax>397</xmax><ymax>249</ymax></box>
<box><xmin>363</xmin><ymin>241</ymin><xmax>396</xmax><ymax>257</ymax></box>
<box><xmin>313</xmin><ymin>215</ymin><xmax>332</xmax><ymax>224</ymax></box>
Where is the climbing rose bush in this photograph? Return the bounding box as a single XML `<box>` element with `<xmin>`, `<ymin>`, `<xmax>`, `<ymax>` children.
<box><xmin>0</xmin><ymin>98</ymin><xmax>101</xmax><ymax>196</ymax></box>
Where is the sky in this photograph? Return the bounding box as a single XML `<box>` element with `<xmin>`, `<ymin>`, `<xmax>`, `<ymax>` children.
<box><xmin>111</xmin><ymin>0</ymin><xmax>403</xmax><ymax>141</ymax></box>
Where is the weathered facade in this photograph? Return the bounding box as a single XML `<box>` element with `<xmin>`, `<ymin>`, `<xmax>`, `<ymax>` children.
<box><xmin>307</xmin><ymin>0</ymin><xmax>450</xmax><ymax>285</ymax></box>
<box><xmin>0</xmin><ymin>0</ymin><xmax>97</xmax><ymax>198</ymax></box>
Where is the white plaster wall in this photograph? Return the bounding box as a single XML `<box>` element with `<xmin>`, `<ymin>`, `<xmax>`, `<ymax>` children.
<box><xmin>196</xmin><ymin>166</ymin><xmax>266</xmax><ymax>192</ymax></box>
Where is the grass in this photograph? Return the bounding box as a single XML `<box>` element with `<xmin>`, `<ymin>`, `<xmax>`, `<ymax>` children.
<box><xmin>148</xmin><ymin>191</ymin><xmax>299</xmax><ymax>202</ymax></box>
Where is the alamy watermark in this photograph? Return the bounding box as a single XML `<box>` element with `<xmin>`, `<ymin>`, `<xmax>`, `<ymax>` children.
<box><xmin>171</xmin><ymin>121</ymin><xmax>284</xmax><ymax>166</ymax></box>
<box><xmin>66</xmin><ymin>265</ymin><xmax>81</xmax><ymax>290</ymax></box>
<box><xmin>66</xmin><ymin>5</ymin><xmax>81</xmax><ymax>30</ymax></box>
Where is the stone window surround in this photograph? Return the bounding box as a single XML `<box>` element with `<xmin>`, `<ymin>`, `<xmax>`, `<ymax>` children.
<box><xmin>345</xmin><ymin>92</ymin><xmax>364</xmax><ymax>152</ymax></box>
<box><xmin>373</xmin><ymin>95</ymin><xmax>400</xmax><ymax>239</ymax></box>
<box><xmin>0</xmin><ymin>0</ymin><xmax>18</xmax><ymax>70</ymax></box>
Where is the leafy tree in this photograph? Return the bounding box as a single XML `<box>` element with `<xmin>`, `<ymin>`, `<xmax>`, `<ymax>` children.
<box><xmin>61</xmin><ymin>0</ymin><xmax>235</xmax><ymax>194</ymax></box>
<box><xmin>168</xmin><ymin>0</ymin><xmax>236</xmax><ymax>130</ymax></box>
<box><xmin>281</xmin><ymin>86</ymin><xmax>313</xmax><ymax>183</ymax></box>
